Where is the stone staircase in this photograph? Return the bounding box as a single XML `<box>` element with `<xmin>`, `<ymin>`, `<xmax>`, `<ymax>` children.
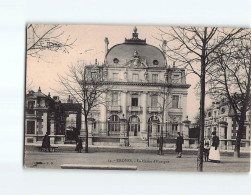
<box><xmin>129</xmin><ymin>136</ymin><xmax>148</xmax><ymax>147</ymax></box>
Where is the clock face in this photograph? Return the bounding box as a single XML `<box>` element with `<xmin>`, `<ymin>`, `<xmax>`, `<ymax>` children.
<box><xmin>153</xmin><ymin>60</ymin><xmax>159</xmax><ymax>65</ymax></box>
<box><xmin>113</xmin><ymin>58</ymin><xmax>119</xmax><ymax>64</ymax></box>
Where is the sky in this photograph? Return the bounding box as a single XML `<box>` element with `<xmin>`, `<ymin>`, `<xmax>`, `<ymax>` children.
<box><xmin>26</xmin><ymin>24</ymin><xmax>209</xmax><ymax>122</ymax></box>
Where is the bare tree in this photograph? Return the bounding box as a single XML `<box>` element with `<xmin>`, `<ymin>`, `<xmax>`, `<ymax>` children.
<box><xmin>26</xmin><ymin>24</ymin><xmax>76</xmax><ymax>59</ymax></box>
<box><xmin>207</xmin><ymin>32</ymin><xmax>251</xmax><ymax>157</ymax></box>
<box><xmin>57</xmin><ymin>63</ymin><xmax>110</xmax><ymax>153</ymax></box>
<box><xmin>26</xmin><ymin>77</ymin><xmax>34</xmax><ymax>93</ymax></box>
<box><xmin>158</xmin><ymin>26</ymin><xmax>244</xmax><ymax>171</ymax></box>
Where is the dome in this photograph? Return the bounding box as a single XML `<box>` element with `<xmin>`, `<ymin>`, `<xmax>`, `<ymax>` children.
<box><xmin>105</xmin><ymin>27</ymin><xmax>166</xmax><ymax>68</ymax></box>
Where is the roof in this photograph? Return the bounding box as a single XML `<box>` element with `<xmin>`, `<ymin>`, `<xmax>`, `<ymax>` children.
<box><xmin>105</xmin><ymin>27</ymin><xmax>166</xmax><ymax>68</ymax></box>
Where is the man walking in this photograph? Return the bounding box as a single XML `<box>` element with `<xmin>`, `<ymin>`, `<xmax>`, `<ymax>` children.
<box><xmin>176</xmin><ymin>132</ymin><xmax>184</xmax><ymax>158</ymax></box>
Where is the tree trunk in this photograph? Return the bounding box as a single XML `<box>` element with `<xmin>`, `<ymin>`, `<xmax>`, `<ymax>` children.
<box><xmin>84</xmin><ymin>115</ymin><xmax>88</xmax><ymax>153</ymax></box>
<box><xmin>198</xmin><ymin>30</ymin><xmax>206</xmax><ymax>172</ymax></box>
<box><xmin>198</xmin><ymin>66</ymin><xmax>205</xmax><ymax>171</ymax></box>
<box><xmin>234</xmin><ymin>114</ymin><xmax>245</xmax><ymax>158</ymax></box>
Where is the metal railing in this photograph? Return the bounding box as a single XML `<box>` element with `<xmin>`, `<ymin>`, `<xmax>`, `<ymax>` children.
<box><xmin>127</xmin><ymin>106</ymin><xmax>142</xmax><ymax>112</ymax></box>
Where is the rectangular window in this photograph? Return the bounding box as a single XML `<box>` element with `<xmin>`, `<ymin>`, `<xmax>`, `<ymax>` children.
<box><xmin>132</xmin><ymin>74</ymin><xmax>139</xmax><ymax>82</ymax></box>
<box><xmin>172</xmin><ymin>124</ymin><xmax>178</xmax><ymax>132</ymax></box>
<box><xmin>27</xmin><ymin>121</ymin><xmax>35</xmax><ymax>134</ymax></box>
<box><xmin>112</xmin><ymin>73</ymin><xmax>119</xmax><ymax>81</ymax></box>
<box><xmin>172</xmin><ymin>95</ymin><xmax>179</xmax><ymax>108</ymax></box>
<box><xmin>91</xmin><ymin>72</ymin><xmax>97</xmax><ymax>79</ymax></box>
<box><xmin>152</xmin><ymin>74</ymin><xmax>158</xmax><ymax>82</ymax></box>
<box><xmin>173</xmin><ymin>74</ymin><xmax>181</xmax><ymax>83</ymax></box>
<box><xmin>27</xmin><ymin>101</ymin><xmax>35</xmax><ymax>114</ymax></box>
<box><xmin>112</xmin><ymin>93</ymin><xmax>118</xmax><ymax>106</ymax></box>
<box><xmin>151</xmin><ymin>95</ymin><xmax>158</xmax><ymax>107</ymax></box>
<box><xmin>132</xmin><ymin>97</ymin><xmax>138</xmax><ymax>106</ymax></box>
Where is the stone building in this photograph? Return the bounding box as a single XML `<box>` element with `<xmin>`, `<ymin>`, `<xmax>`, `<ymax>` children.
<box><xmin>205</xmin><ymin>100</ymin><xmax>251</xmax><ymax>150</ymax></box>
<box><xmin>25</xmin><ymin>88</ymin><xmax>81</xmax><ymax>144</ymax></box>
<box><xmin>83</xmin><ymin>27</ymin><xmax>191</xmax><ymax>147</ymax></box>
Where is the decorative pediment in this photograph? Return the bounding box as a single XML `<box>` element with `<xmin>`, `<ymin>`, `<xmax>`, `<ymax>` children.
<box><xmin>125</xmin><ymin>50</ymin><xmax>148</xmax><ymax>68</ymax></box>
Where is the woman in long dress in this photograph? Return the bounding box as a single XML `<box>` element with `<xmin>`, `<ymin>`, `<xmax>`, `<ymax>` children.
<box><xmin>209</xmin><ymin>131</ymin><xmax>220</xmax><ymax>163</ymax></box>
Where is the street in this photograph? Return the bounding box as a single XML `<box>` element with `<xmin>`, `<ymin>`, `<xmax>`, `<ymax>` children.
<box><xmin>24</xmin><ymin>150</ymin><xmax>250</xmax><ymax>172</ymax></box>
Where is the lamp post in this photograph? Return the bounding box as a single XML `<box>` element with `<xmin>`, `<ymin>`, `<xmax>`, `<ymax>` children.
<box><xmin>166</xmin><ymin>120</ymin><xmax>168</xmax><ymax>138</ymax></box>
<box><xmin>107</xmin><ymin>118</ymin><xmax>110</xmax><ymax>136</ymax></box>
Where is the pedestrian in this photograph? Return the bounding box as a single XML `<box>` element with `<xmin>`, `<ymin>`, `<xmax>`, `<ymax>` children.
<box><xmin>176</xmin><ymin>132</ymin><xmax>184</xmax><ymax>158</ymax></box>
<box><xmin>203</xmin><ymin>142</ymin><xmax>210</xmax><ymax>162</ymax></box>
<box><xmin>75</xmin><ymin>138</ymin><xmax>83</xmax><ymax>153</ymax></box>
<box><xmin>209</xmin><ymin>131</ymin><xmax>220</xmax><ymax>163</ymax></box>
<box><xmin>42</xmin><ymin>132</ymin><xmax>50</xmax><ymax>152</ymax></box>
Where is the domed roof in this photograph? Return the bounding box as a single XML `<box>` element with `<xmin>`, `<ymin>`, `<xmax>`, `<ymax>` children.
<box><xmin>105</xmin><ymin>27</ymin><xmax>166</xmax><ymax>68</ymax></box>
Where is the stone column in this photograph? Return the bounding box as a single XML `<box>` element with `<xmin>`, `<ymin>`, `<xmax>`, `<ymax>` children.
<box><xmin>141</xmin><ymin>92</ymin><xmax>147</xmax><ymax>140</ymax></box>
<box><xmin>182</xmin><ymin>118</ymin><xmax>190</xmax><ymax>148</ymax></box>
<box><xmin>151</xmin><ymin>117</ymin><xmax>159</xmax><ymax>147</ymax></box>
<box><xmin>120</xmin><ymin>118</ymin><xmax>128</xmax><ymax>146</ymax></box>
<box><xmin>80</xmin><ymin>114</ymin><xmax>86</xmax><ymax>138</ymax></box>
<box><xmin>100</xmin><ymin>93</ymin><xmax>107</xmax><ymax>135</ymax></box>
<box><xmin>50</xmin><ymin>119</ymin><xmax>55</xmax><ymax>144</ymax></box>
<box><xmin>87</xmin><ymin>118</ymin><xmax>94</xmax><ymax>145</ymax></box>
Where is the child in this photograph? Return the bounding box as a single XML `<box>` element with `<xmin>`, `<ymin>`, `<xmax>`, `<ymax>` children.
<box><xmin>203</xmin><ymin>142</ymin><xmax>210</xmax><ymax>162</ymax></box>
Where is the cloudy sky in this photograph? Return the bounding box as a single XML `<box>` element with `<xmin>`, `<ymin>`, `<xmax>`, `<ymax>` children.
<box><xmin>26</xmin><ymin>24</ymin><xmax>209</xmax><ymax>121</ymax></box>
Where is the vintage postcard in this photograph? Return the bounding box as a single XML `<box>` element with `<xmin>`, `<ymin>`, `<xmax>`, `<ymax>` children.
<box><xmin>24</xmin><ymin>24</ymin><xmax>251</xmax><ymax>172</ymax></box>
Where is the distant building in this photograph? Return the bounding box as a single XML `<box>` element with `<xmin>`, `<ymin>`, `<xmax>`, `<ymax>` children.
<box><xmin>205</xmin><ymin>100</ymin><xmax>251</xmax><ymax>150</ymax></box>
<box><xmin>25</xmin><ymin>88</ymin><xmax>81</xmax><ymax>143</ymax></box>
<box><xmin>83</xmin><ymin>27</ymin><xmax>191</xmax><ymax>146</ymax></box>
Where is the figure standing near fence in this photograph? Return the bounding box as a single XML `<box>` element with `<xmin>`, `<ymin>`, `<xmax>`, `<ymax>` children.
<box><xmin>203</xmin><ymin>142</ymin><xmax>210</xmax><ymax>162</ymax></box>
<box><xmin>42</xmin><ymin>132</ymin><xmax>50</xmax><ymax>152</ymax></box>
<box><xmin>209</xmin><ymin>131</ymin><xmax>220</xmax><ymax>163</ymax></box>
<box><xmin>176</xmin><ymin>132</ymin><xmax>184</xmax><ymax>158</ymax></box>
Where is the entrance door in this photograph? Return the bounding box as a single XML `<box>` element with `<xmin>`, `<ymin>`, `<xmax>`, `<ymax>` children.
<box><xmin>128</xmin><ymin>116</ymin><xmax>140</xmax><ymax>136</ymax></box>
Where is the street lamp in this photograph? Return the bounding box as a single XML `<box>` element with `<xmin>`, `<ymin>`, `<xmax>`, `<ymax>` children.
<box><xmin>107</xmin><ymin>118</ymin><xmax>110</xmax><ymax>136</ymax></box>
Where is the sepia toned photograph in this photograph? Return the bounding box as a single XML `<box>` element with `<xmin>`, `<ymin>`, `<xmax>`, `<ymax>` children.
<box><xmin>24</xmin><ymin>24</ymin><xmax>251</xmax><ymax>172</ymax></box>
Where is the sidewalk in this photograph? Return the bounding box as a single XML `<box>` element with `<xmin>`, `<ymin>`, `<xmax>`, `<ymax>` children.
<box><xmin>25</xmin><ymin>143</ymin><xmax>251</xmax><ymax>157</ymax></box>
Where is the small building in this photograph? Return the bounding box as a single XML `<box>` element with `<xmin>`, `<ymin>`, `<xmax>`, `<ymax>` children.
<box><xmin>205</xmin><ymin>100</ymin><xmax>251</xmax><ymax>150</ymax></box>
<box><xmin>25</xmin><ymin>88</ymin><xmax>81</xmax><ymax>144</ymax></box>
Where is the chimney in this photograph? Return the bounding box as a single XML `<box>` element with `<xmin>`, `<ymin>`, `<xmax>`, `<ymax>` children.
<box><xmin>104</xmin><ymin>37</ymin><xmax>109</xmax><ymax>55</ymax></box>
<box><xmin>162</xmin><ymin>40</ymin><xmax>167</xmax><ymax>54</ymax></box>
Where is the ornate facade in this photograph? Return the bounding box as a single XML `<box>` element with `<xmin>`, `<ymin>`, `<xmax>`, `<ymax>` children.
<box><xmin>83</xmin><ymin>27</ymin><xmax>191</xmax><ymax>146</ymax></box>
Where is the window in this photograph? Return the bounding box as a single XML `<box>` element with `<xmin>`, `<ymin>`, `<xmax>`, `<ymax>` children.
<box><xmin>152</xmin><ymin>74</ymin><xmax>158</xmax><ymax>82</ymax></box>
<box><xmin>151</xmin><ymin>95</ymin><xmax>158</xmax><ymax>107</ymax></box>
<box><xmin>132</xmin><ymin>74</ymin><xmax>139</xmax><ymax>82</ymax></box>
<box><xmin>112</xmin><ymin>93</ymin><xmax>118</xmax><ymax>106</ymax></box>
<box><xmin>113</xmin><ymin>58</ymin><xmax>119</xmax><ymax>64</ymax></box>
<box><xmin>131</xmin><ymin>95</ymin><xmax>138</xmax><ymax>107</ymax></box>
<box><xmin>148</xmin><ymin>116</ymin><xmax>160</xmax><ymax>134</ymax></box>
<box><xmin>172</xmin><ymin>74</ymin><xmax>181</xmax><ymax>83</ymax></box>
<box><xmin>108</xmin><ymin>115</ymin><xmax>120</xmax><ymax>134</ymax></box>
<box><xmin>91</xmin><ymin>72</ymin><xmax>97</xmax><ymax>79</ymax></box>
<box><xmin>27</xmin><ymin>121</ymin><xmax>35</xmax><ymax>134</ymax></box>
<box><xmin>153</xmin><ymin>60</ymin><xmax>159</xmax><ymax>65</ymax></box>
<box><xmin>27</xmin><ymin>101</ymin><xmax>35</xmax><ymax>114</ymax></box>
<box><xmin>112</xmin><ymin>73</ymin><xmax>119</xmax><ymax>81</ymax></box>
<box><xmin>172</xmin><ymin>95</ymin><xmax>179</xmax><ymax>108</ymax></box>
<box><xmin>172</xmin><ymin>124</ymin><xmax>178</xmax><ymax>132</ymax></box>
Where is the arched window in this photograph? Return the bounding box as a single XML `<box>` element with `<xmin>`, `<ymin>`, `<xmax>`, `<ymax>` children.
<box><xmin>148</xmin><ymin>116</ymin><xmax>160</xmax><ymax>136</ymax></box>
<box><xmin>128</xmin><ymin>116</ymin><xmax>140</xmax><ymax>136</ymax></box>
<box><xmin>108</xmin><ymin>115</ymin><xmax>120</xmax><ymax>135</ymax></box>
